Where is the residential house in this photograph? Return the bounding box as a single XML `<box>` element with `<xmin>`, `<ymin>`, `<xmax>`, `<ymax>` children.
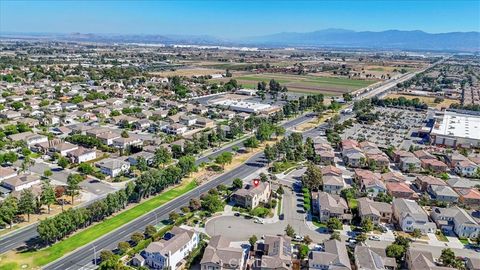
<box><xmin>427</xmin><ymin>185</ymin><xmax>459</xmax><ymax>203</ymax></box>
<box><xmin>8</xmin><ymin>131</ymin><xmax>48</xmax><ymax>147</ymax></box>
<box><xmin>430</xmin><ymin>206</ymin><xmax>480</xmax><ymax>238</ymax></box>
<box><xmin>455</xmin><ymin>160</ymin><xmax>478</xmax><ymax>177</ymax></box>
<box><xmin>323</xmin><ymin>175</ymin><xmax>345</xmax><ymax>195</ymax></box>
<box><xmin>317</xmin><ymin>191</ymin><xmax>351</xmax><ymax>223</ymax></box>
<box><xmin>97</xmin><ymin>132</ymin><xmax>121</xmax><ymax>146</ymax></box>
<box><xmin>258</xmin><ymin>235</ymin><xmax>292</xmax><ymax>270</ymax></box>
<box><xmin>413</xmin><ymin>150</ymin><xmax>436</xmax><ymax>161</ymax></box>
<box><xmin>200</xmin><ymin>235</ymin><xmax>246</xmax><ymax>270</ymax></box>
<box><xmin>164</xmin><ymin>123</ymin><xmax>188</xmax><ymax>135</ymax></box>
<box><xmin>466</xmin><ymin>257</ymin><xmax>480</xmax><ymax>270</ymax></box>
<box><xmin>414</xmin><ymin>175</ymin><xmax>447</xmax><ymax>192</ymax></box>
<box><xmin>0</xmin><ymin>167</ymin><xmax>17</xmax><ymax>182</ymax></box>
<box><xmin>112</xmin><ymin>136</ymin><xmax>143</xmax><ymax>149</ymax></box>
<box><xmin>381</xmin><ymin>171</ymin><xmax>406</xmax><ymax>183</ymax></box>
<box><xmin>386</xmin><ymin>182</ymin><xmax>417</xmax><ymax>200</ymax></box>
<box><xmin>392</xmin><ymin>198</ymin><xmax>436</xmax><ymax>233</ymax></box>
<box><xmin>342</xmin><ymin>147</ymin><xmax>366</xmax><ymax>168</ymax></box>
<box><xmin>355</xmin><ymin>169</ymin><xmax>385</xmax><ymax>197</ymax></box>
<box><xmin>357</xmin><ymin>197</ymin><xmax>393</xmax><ymax>224</ymax></box>
<box><xmin>398</xmin><ymin>156</ymin><xmax>422</xmax><ymax>172</ymax></box>
<box><xmin>95</xmin><ymin>158</ymin><xmax>130</xmax><ymax>177</ymax></box>
<box><xmin>67</xmin><ymin>147</ymin><xmax>97</xmax><ymax>164</ymax></box>
<box><xmin>51</xmin><ymin>142</ymin><xmax>78</xmax><ymax>156</ymax></box>
<box><xmin>354</xmin><ymin>246</ymin><xmax>396</xmax><ymax>270</ymax></box>
<box><xmin>447</xmin><ymin>178</ymin><xmax>476</xmax><ymax>189</ymax></box>
<box><xmin>133</xmin><ymin>119</ymin><xmax>152</xmax><ymax>130</ymax></box>
<box><xmin>195</xmin><ymin>117</ymin><xmax>215</xmax><ymax>128</ymax></box>
<box><xmin>421</xmin><ymin>159</ymin><xmax>448</xmax><ymax>173</ymax></box>
<box><xmin>127</xmin><ymin>151</ymin><xmax>155</xmax><ymax>166</ymax></box>
<box><xmin>232</xmin><ymin>181</ymin><xmax>271</xmax><ymax>210</ymax></box>
<box><xmin>456</xmin><ymin>188</ymin><xmax>480</xmax><ymax>208</ymax></box>
<box><xmin>180</xmin><ymin>115</ymin><xmax>198</xmax><ymax>127</ymax></box>
<box><xmin>406</xmin><ymin>248</ymin><xmax>455</xmax><ymax>270</ymax></box>
<box><xmin>1</xmin><ymin>174</ymin><xmax>41</xmax><ymax>192</ymax></box>
<box><xmin>308</xmin><ymin>240</ymin><xmax>351</xmax><ymax>270</ymax></box>
<box><xmin>142</xmin><ymin>226</ymin><xmax>199</xmax><ymax>270</ymax></box>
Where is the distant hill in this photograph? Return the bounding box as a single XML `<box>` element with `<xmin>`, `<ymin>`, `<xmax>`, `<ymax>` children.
<box><xmin>1</xmin><ymin>29</ymin><xmax>479</xmax><ymax>51</ymax></box>
<box><xmin>246</xmin><ymin>29</ymin><xmax>480</xmax><ymax>51</ymax></box>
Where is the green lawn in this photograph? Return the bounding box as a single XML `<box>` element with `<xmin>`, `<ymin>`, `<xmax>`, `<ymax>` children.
<box><xmin>348</xmin><ymin>198</ymin><xmax>358</xmax><ymax>210</ymax></box>
<box><xmin>459</xmin><ymin>237</ymin><xmax>470</xmax><ymax>245</ymax></box>
<box><xmin>312</xmin><ymin>219</ymin><xmax>327</xmax><ymax>228</ymax></box>
<box><xmin>271</xmin><ymin>161</ymin><xmax>298</xmax><ymax>173</ymax></box>
<box><xmin>235</xmin><ymin>74</ymin><xmax>376</xmax><ymax>91</ymax></box>
<box><xmin>17</xmin><ymin>180</ymin><xmax>198</xmax><ymax>268</ymax></box>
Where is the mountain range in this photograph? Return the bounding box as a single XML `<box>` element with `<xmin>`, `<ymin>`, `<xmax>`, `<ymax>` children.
<box><xmin>1</xmin><ymin>29</ymin><xmax>479</xmax><ymax>52</ymax></box>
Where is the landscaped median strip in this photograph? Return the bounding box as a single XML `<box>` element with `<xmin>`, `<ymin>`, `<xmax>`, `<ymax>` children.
<box><xmin>1</xmin><ymin>180</ymin><xmax>198</xmax><ymax>270</ymax></box>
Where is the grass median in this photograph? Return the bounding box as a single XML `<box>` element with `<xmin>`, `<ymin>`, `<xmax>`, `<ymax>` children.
<box><xmin>1</xmin><ymin>179</ymin><xmax>198</xmax><ymax>270</ymax></box>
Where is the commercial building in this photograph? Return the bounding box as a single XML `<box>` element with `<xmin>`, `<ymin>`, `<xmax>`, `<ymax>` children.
<box><xmin>430</xmin><ymin>110</ymin><xmax>480</xmax><ymax>148</ymax></box>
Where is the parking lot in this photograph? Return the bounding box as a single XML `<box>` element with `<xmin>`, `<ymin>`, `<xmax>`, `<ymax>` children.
<box><xmin>342</xmin><ymin>107</ymin><xmax>426</xmax><ymax>148</ymax></box>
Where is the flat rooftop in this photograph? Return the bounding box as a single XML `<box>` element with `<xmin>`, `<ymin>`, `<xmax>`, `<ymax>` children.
<box><xmin>211</xmin><ymin>99</ymin><xmax>272</xmax><ymax>111</ymax></box>
<box><xmin>431</xmin><ymin>111</ymin><xmax>480</xmax><ymax>140</ymax></box>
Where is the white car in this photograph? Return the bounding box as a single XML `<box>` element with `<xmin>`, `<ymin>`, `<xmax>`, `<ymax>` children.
<box><xmin>369</xmin><ymin>235</ymin><xmax>381</xmax><ymax>241</ymax></box>
<box><xmin>294</xmin><ymin>235</ymin><xmax>304</xmax><ymax>241</ymax></box>
<box><xmin>254</xmin><ymin>219</ymin><xmax>264</xmax><ymax>224</ymax></box>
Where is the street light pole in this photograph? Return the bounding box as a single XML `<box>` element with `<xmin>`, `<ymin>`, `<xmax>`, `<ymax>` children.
<box><xmin>93</xmin><ymin>245</ymin><xmax>97</xmax><ymax>266</ymax></box>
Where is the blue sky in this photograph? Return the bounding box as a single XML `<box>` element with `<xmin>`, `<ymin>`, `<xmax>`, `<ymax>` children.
<box><xmin>1</xmin><ymin>1</ymin><xmax>479</xmax><ymax>38</ymax></box>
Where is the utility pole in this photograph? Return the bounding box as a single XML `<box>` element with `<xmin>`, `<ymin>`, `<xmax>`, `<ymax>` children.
<box><xmin>93</xmin><ymin>245</ymin><xmax>97</xmax><ymax>266</ymax></box>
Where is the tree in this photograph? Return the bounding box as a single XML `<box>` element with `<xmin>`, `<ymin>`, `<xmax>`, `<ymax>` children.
<box><xmin>356</xmin><ymin>233</ymin><xmax>368</xmax><ymax>243</ymax></box>
<box><xmin>330</xmin><ymin>231</ymin><xmax>341</xmax><ymax>241</ymax></box>
<box><xmin>43</xmin><ymin>169</ymin><xmax>53</xmax><ymax>178</ymax></box>
<box><xmin>0</xmin><ymin>196</ymin><xmax>18</xmax><ymax>228</ymax></box>
<box><xmin>201</xmin><ymin>194</ymin><xmax>224</xmax><ymax>213</ymax></box>
<box><xmin>439</xmin><ymin>248</ymin><xmax>456</xmax><ymax>267</ymax></box>
<box><xmin>361</xmin><ymin>218</ymin><xmax>374</xmax><ymax>232</ymax></box>
<box><xmin>99</xmin><ymin>250</ymin><xmax>115</xmax><ymax>262</ymax></box>
<box><xmin>302</xmin><ymin>163</ymin><xmax>323</xmax><ymax>190</ymax></box>
<box><xmin>233</xmin><ymin>178</ymin><xmax>243</xmax><ymax>190</ymax></box>
<box><xmin>154</xmin><ymin>147</ymin><xmax>172</xmax><ymax>168</ymax></box>
<box><xmin>178</xmin><ymin>155</ymin><xmax>197</xmax><ymax>176</ymax></box>
<box><xmin>169</xmin><ymin>211</ymin><xmax>180</xmax><ymax>222</ymax></box>
<box><xmin>326</xmin><ymin>218</ymin><xmax>342</xmax><ymax>231</ymax></box>
<box><xmin>57</xmin><ymin>156</ymin><xmax>70</xmax><ymax>169</ymax></box>
<box><xmin>121</xmin><ymin>130</ymin><xmax>129</xmax><ymax>138</ymax></box>
<box><xmin>411</xmin><ymin>228</ymin><xmax>422</xmax><ymax>239</ymax></box>
<box><xmin>131</xmin><ymin>232</ymin><xmax>144</xmax><ymax>246</ymax></box>
<box><xmin>244</xmin><ymin>137</ymin><xmax>259</xmax><ymax>151</ymax></box>
<box><xmin>189</xmin><ymin>198</ymin><xmax>202</xmax><ymax>210</ymax></box>
<box><xmin>386</xmin><ymin>244</ymin><xmax>405</xmax><ymax>260</ymax></box>
<box><xmin>215</xmin><ymin>152</ymin><xmax>233</xmax><ymax>169</ymax></box>
<box><xmin>285</xmin><ymin>224</ymin><xmax>295</xmax><ymax>237</ymax></box>
<box><xmin>117</xmin><ymin>241</ymin><xmax>130</xmax><ymax>255</ymax></box>
<box><xmin>144</xmin><ymin>225</ymin><xmax>157</xmax><ymax>238</ymax></box>
<box><xmin>66</xmin><ymin>173</ymin><xmax>83</xmax><ymax>204</ymax></box>
<box><xmin>249</xmin><ymin>235</ymin><xmax>258</xmax><ymax>250</ymax></box>
<box><xmin>299</xmin><ymin>244</ymin><xmax>309</xmax><ymax>260</ymax></box>
<box><xmin>136</xmin><ymin>157</ymin><xmax>148</xmax><ymax>171</ymax></box>
<box><xmin>19</xmin><ymin>189</ymin><xmax>36</xmax><ymax>222</ymax></box>
<box><xmin>41</xmin><ymin>178</ymin><xmax>56</xmax><ymax>213</ymax></box>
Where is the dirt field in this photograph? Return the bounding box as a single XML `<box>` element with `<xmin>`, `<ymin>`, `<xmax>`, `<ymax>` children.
<box><xmin>385</xmin><ymin>93</ymin><xmax>459</xmax><ymax>109</ymax></box>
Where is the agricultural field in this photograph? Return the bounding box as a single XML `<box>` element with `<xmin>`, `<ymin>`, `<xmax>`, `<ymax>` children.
<box><xmin>149</xmin><ymin>67</ymin><xmax>224</xmax><ymax>77</ymax></box>
<box><xmin>213</xmin><ymin>73</ymin><xmax>377</xmax><ymax>95</ymax></box>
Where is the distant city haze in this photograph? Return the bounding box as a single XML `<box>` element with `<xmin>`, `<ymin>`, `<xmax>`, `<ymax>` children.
<box><xmin>1</xmin><ymin>0</ymin><xmax>479</xmax><ymax>38</ymax></box>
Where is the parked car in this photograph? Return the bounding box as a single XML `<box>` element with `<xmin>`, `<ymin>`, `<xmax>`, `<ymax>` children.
<box><xmin>234</xmin><ymin>212</ymin><xmax>240</xmax><ymax>217</ymax></box>
<box><xmin>254</xmin><ymin>218</ymin><xmax>264</xmax><ymax>224</ymax></box>
<box><xmin>369</xmin><ymin>235</ymin><xmax>381</xmax><ymax>241</ymax></box>
<box><xmin>294</xmin><ymin>234</ymin><xmax>304</xmax><ymax>242</ymax></box>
